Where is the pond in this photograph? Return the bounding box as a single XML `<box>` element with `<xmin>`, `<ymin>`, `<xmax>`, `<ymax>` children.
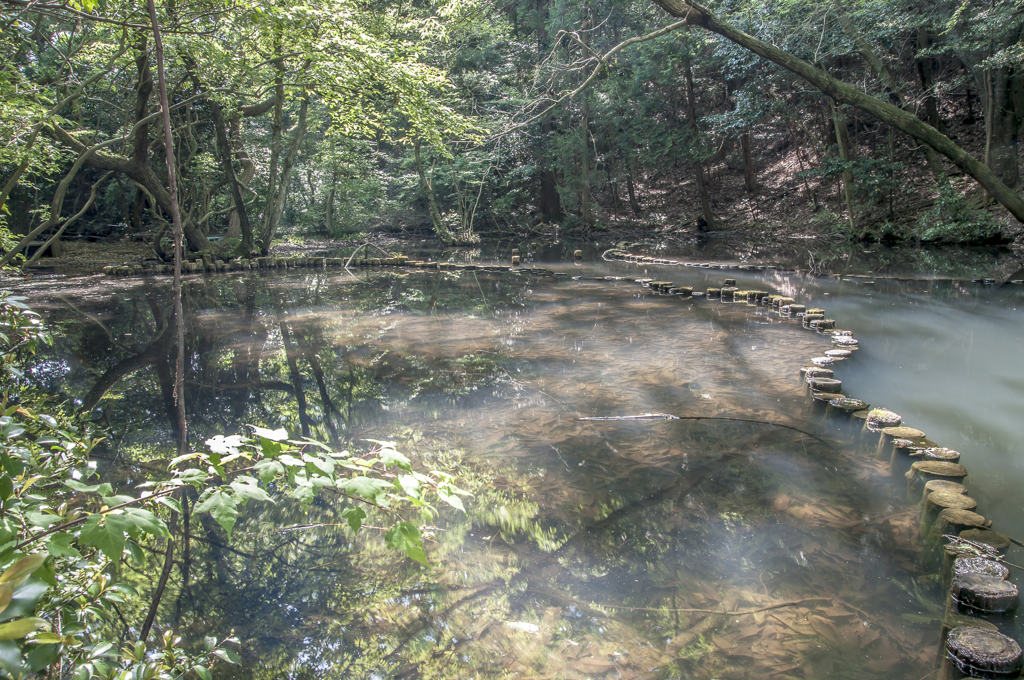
<box><xmin>12</xmin><ymin>246</ymin><xmax>1024</xmax><ymax>680</ymax></box>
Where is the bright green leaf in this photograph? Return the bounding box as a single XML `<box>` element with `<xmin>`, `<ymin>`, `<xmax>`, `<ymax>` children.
<box><xmin>379</xmin><ymin>449</ymin><xmax>411</xmax><ymax>471</ymax></box>
<box><xmin>79</xmin><ymin>514</ymin><xmax>130</xmax><ymax>562</ymax></box>
<box><xmin>341</xmin><ymin>506</ymin><xmax>365</xmax><ymax>533</ymax></box>
<box><xmin>254</xmin><ymin>459</ymin><xmax>285</xmax><ymax>485</ymax></box>
<box><xmin>0</xmin><ymin>555</ymin><xmax>45</xmax><ymax>585</ymax></box>
<box><xmin>229</xmin><ymin>478</ymin><xmax>272</xmax><ymax>505</ymax></box>
<box><xmin>384</xmin><ymin>522</ymin><xmax>427</xmax><ymax>564</ymax></box>
<box><xmin>195</xmin><ymin>489</ymin><xmax>239</xmax><ymax>540</ymax></box>
<box><xmin>45</xmin><ymin>534</ymin><xmax>81</xmax><ymax>559</ymax></box>
<box><xmin>0</xmin><ymin>617</ymin><xmax>49</xmax><ymax>640</ymax></box>
<box><xmin>120</xmin><ymin>508</ymin><xmax>169</xmax><ymax>537</ymax></box>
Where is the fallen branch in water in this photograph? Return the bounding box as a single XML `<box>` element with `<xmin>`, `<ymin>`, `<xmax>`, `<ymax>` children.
<box><xmin>578</xmin><ymin>413</ymin><xmax>679</xmax><ymax>421</ymax></box>
<box><xmin>577</xmin><ymin>414</ymin><xmax>836</xmax><ymax>449</ymax></box>
<box><xmin>600</xmin><ymin>596</ymin><xmax>831</xmax><ymax>615</ymax></box>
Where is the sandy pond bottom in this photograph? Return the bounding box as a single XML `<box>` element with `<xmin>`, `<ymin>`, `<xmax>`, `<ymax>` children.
<box><xmin>19</xmin><ymin>269</ymin><xmax>957</xmax><ymax>679</ymax></box>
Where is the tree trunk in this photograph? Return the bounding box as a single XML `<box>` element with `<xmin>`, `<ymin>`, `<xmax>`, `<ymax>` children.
<box><xmin>916</xmin><ymin>28</ymin><xmax>946</xmax><ymax>134</ymax></box>
<box><xmin>146</xmin><ymin>0</ymin><xmax>187</xmax><ymax>458</ymax></box>
<box><xmin>647</xmin><ymin>0</ymin><xmax>1024</xmax><ymax>224</ymax></box>
<box><xmin>210</xmin><ymin>100</ymin><xmax>254</xmax><ymax>254</ymax></box>
<box><xmin>259</xmin><ymin>98</ymin><xmax>308</xmax><ymax>254</ymax></box>
<box><xmin>828</xmin><ymin>98</ymin><xmax>857</xmax><ymax>231</ymax></box>
<box><xmin>535</xmin><ymin>0</ymin><xmax>562</xmax><ymax>221</ymax></box>
<box><xmin>538</xmin><ymin>118</ymin><xmax>562</xmax><ymax>220</ymax></box>
<box><xmin>132</xmin><ymin>37</ymin><xmax>153</xmax><ymax>166</ymax></box>
<box><xmin>226</xmin><ymin>116</ymin><xmax>256</xmax><ymax>239</ymax></box>
<box><xmin>580</xmin><ymin>12</ymin><xmax>593</xmax><ymax>227</ymax></box>
<box><xmin>277</xmin><ymin>310</ymin><xmax>312</xmax><ymax>438</ymax></box>
<box><xmin>625</xmin><ymin>161</ymin><xmax>642</xmax><ymax>215</ymax></box>
<box><xmin>741</xmin><ymin>130</ymin><xmax>756</xmax><ymax>193</ymax></box>
<box><xmin>684</xmin><ymin>58</ymin><xmax>715</xmax><ymax>230</ymax></box>
<box><xmin>413</xmin><ymin>138</ymin><xmax>451</xmax><ymax>243</ymax></box>
<box><xmin>325</xmin><ymin>178</ymin><xmax>337</xmax><ymax>235</ymax></box>
<box><xmin>987</xmin><ymin>68</ymin><xmax>1021</xmax><ymax>189</ymax></box>
<box><xmin>580</xmin><ymin>99</ymin><xmax>592</xmax><ymax>226</ymax></box>
<box><xmin>261</xmin><ymin>33</ymin><xmax>285</xmax><ymax>245</ymax></box>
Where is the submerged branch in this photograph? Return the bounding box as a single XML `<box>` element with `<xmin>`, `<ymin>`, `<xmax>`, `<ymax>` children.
<box><xmin>600</xmin><ymin>596</ymin><xmax>831</xmax><ymax>614</ymax></box>
<box><xmin>577</xmin><ymin>414</ymin><xmax>836</xmax><ymax>449</ymax></box>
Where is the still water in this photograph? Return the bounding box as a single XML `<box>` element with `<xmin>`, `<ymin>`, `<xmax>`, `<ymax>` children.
<box><xmin>13</xmin><ymin>248</ymin><xmax>1024</xmax><ymax>680</ymax></box>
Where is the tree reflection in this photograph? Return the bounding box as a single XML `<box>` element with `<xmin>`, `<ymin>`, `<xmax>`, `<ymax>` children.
<box><xmin>30</xmin><ymin>271</ymin><xmax>935</xmax><ymax>680</ymax></box>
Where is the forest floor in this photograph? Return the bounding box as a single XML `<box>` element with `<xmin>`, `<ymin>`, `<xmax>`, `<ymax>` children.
<box><xmin>547</xmin><ymin>95</ymin><xmax>1023</xmax><ymax>247</ymax></box>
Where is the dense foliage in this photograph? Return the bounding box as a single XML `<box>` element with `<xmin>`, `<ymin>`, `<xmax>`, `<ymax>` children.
<box><xmin>0</xmin><ymin>291</ymin><xmax>468</xmax><ymax>677</ymax></box>
<box><xmin>2</xmin><ymin>0</ymin><xmax>1022</xmax><ymax>255</ymax></box>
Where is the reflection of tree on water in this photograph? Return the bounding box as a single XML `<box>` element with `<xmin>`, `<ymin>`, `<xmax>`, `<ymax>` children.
<box><xmin>49</xmin><ymin>272</ymin><xmax>512</xmax><ymax>454</ymax></box>
<box><xmin>164</xmin><ymin>420</ymin><xmax>929</xmax><ymax>680</ymax></box>
<box><xmin>32</xmin><ymin>272</ymin><xmax>934</xmax><ymax>680</ymax></box>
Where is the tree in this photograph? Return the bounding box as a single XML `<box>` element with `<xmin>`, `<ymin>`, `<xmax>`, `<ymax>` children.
<box><xmin>646</xmin><ymin>0</ymin><xmax>1024</xmax><ymax>224</ymax></box>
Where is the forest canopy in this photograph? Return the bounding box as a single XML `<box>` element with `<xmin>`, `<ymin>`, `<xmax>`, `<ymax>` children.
<box><xmin>2</xmin><ymin>0</ymin><xmax>1023</xmax><ymax>262</ymax></box>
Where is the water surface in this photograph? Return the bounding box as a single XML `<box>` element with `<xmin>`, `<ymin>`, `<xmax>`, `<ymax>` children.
<box><xmin>13</xmin><ymin>252</ymin><xmax>1024</xmax><ymax>680</ymax></box>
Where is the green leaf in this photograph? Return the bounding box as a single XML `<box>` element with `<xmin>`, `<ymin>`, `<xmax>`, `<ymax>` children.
<box><xmin>254</xmin><ymin>459</ymin><xmax>285</xmax><ymax>485</ymax></box>
<box><xmin>195</xmin><ymin>489</ymin><xmax>239</xmax><ymax>540</ymax></box>
<box><xmin>46</xmin><ymin>534</ymin><xmax>81</xmax><ymax>559</ymax></box>
<box><xmin>79</xmin><ymin>514</ymin><xmax>130</xmax><ymax>562</ymax></box>
<box><xmin>177</xmin><ymin>469</ymin><xmax>208</xmax><ymax>488</ymax></box>
<box><xmin>26</xmin><ymin>642</ymin><xmax>60</xmax><ymax>672</ymax></box>
<box><xmin>212</xmin><ymin>647</ymin><xmax>241</xmax><ymax>664</ymax></box>
<box><xmin>339</xmin><ymin>476</ymin><xmax>390</xmax><ymax>503</ymax></box>
<box><xmin>194</xmin><ymin>665</ymin><xmax>212</xmax><ymax>680</ymax></box>
<box><xmin>0</xmin><ymin>555</ymin><xmax>45</xmax><ymax>585</ymax></box>
<box><xmin>0</xmin><ymin>476</ymin><xmax>11</xmax><ymax>502</ymax></box>
<box><xmin>155</xmin><ymin>497</ymin><xmax>182</xmax><ymax>513</ymax></box>
<box><xmin>28</xmin><ymin>632</ymin><xmax>63</xmax><ymax>645</ymax></box>
<box><xmin>259</xmin><ymin>438</ymin><xmax>283</xmax><ymax>458</ymax></box>
<box><xmin>290</xmin><ymin>482</ymin><xmax>315</xmax><ymax>506</ymax></box>
<box><xmin>0</xmin><ymin>617</ymin><xmax>49</xmax><ymax>640</ymax></box>
<box><xmin>65</xmin><ymin>480</ymin><xmax>113</xmax><ymax>496</ymax></box>
<box><xmin>0</xmin><ymin>583</ymin><xmax>12</xmax><ymax>615</ymax></box>
<box><xmin>99</xmin><ymin>495</ymin><xmax>134</xmax><ymax>507</ymax></box>
<box><xmin>397</xmin><ymin>474</ymin><xmax>420</xmax><ymax>497</ymax></box>
<box><xmin>0</xmin><ymin>639</ymin><xmax>22</xmax><ymax>675</ymax></box>
<box><xmin>277</xmin><ymin>454</ymin><xmax>305</xmax><ymax>468</ymax></box>
<box><xmin>0</xmin><ymin>452</ymin><xmax>23</xmax><ymax>477</ymax></box>
<box><xmin>384</xmin><ymin>522</ymin><xmax>427</xmax><ymax>564</ymax></box>
<box><xmin>24</xmin><ymin>512</ymin><xmax>62</xmax><ymax>529</ymax></box>
<box><xmin>229</xmin><ymin>478</ymin><xmax>272</xmax><ymax>505</ymax></box>
<box><xmin>0</xmin><ymin>580</ymin><xmax>47</xmax><ymax>623</ymax></box>
<box><xmin>303</xmin><ymin>454</ymin><xmax>335</xmax><ymax>477</ymax></box>
<box><xmin>124</xmin><ymin>542</ymin><xmax>145</xmax><ymax>568</ymax></box>
<box><xmin>379</xmin><ymin>448</ymin><xmax>411</xmax><ymax>471</ymax></box>
<box><xmin>341</xmin><ymin>506</ymin><xmax>365</xmax><ymax>533</ymax></box>
<box><xmin>438</xmin><ymin>489</ymin><xmax>465</xmax><ymax>512</ymax></box>
<box><xmin>119</xmin><ymin>508</ymin><xmax>169</xmax><ymax>537</ymax></box>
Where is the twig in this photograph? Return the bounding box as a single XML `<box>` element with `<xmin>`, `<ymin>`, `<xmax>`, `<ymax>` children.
<box><xmin>503</xmin><ymin>19</ymin><xmax>689</xmax><ymax>135</ymax></box>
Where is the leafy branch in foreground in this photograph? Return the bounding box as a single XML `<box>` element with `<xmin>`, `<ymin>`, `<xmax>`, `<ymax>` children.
<box><xmin>0</xmin><ymin>291</ymin><xmax>470</xmax><ymax>677</ymax></box>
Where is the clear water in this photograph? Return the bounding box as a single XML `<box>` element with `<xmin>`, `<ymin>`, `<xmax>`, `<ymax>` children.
<box><xmin>12</xmin><ymin>249</ymin><xmax>1024</xmax><ymax>680</ymax></box>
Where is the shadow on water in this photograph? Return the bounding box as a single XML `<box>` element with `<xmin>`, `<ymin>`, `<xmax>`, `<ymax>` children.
<box><xmin>16</xmin><ymin>266</ymin><xmax>974</xmax><ymax>679</ymax></box>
